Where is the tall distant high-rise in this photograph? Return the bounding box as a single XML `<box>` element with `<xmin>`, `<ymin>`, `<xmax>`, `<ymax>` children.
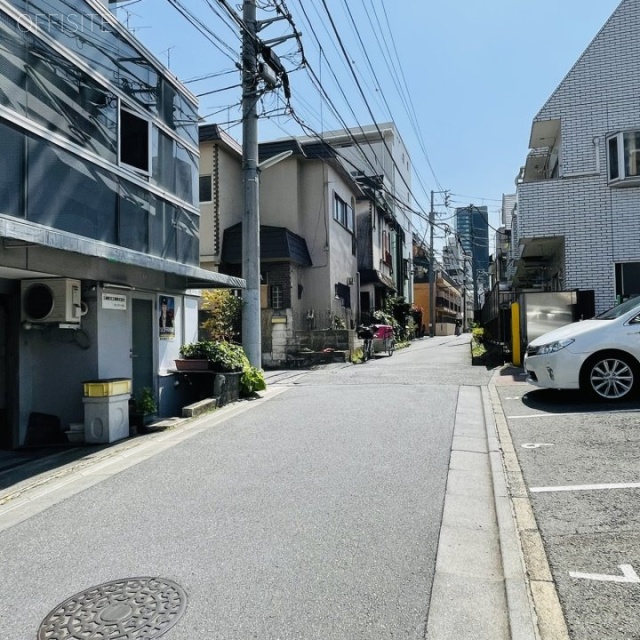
<box><xmin>455</xmin><ymin>206</ymin><xmax>489</xmax><ymax>309</ymax></box>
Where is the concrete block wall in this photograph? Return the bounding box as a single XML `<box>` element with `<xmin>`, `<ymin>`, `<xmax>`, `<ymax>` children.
<box><xmin>295</xmin><ymin>329</ymin><xmax>352</xmax><ymax>352</ymax></box>
<box><xmin>261</xmin><ymin>308</ymin><xmax>294</xmax><ymax>367</ymax></box>
<box><xmin>517</xmin><ymin>0</ymin><xmax>640</xmax><ymax>314</ymax></box>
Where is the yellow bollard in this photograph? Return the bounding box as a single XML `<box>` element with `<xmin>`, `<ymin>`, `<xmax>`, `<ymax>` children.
<box><xmin>511</xmin><ymin>302</ymin><xmax>521</xmax><ymax>366</ymax></box>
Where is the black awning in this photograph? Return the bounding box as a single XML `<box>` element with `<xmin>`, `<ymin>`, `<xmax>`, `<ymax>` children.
<box><xmin>221</xmin><ymin>223</ymin><xmax>312</xmax><ymax>266</ymax></box>
<box><xmin>359</xmin><ymin>269</ymin><xmax>396</xmax><ymax>291</ymax></box>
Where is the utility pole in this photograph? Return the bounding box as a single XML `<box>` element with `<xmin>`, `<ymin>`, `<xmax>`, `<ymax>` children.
<box><xmin>241</xmin><ymin>0</ymin><xmax>261</xmax><ymax>367</ymax></box>
<box><xmin>461</xmin><ymin>251</ymin><xmax>467</xmax><ymax>331</ymax></box>
<box><xmin>428</xmin><ymin>190</ymin><xmax>436</xmax><ymax>338</ymax></box>
<box><xmin>428</xmin><ymin>190</ymin><xmax>449</xmax><ymax>338</ymax></box>
<box><xmin>469</xmin><ymin>205</ymin><xmax>478</xmax><ymax>321</ymax></box>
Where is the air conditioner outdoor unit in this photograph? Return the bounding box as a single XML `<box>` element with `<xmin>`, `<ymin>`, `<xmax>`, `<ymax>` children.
<box><xmin>21</xmin><ymin>278</ymin><xmax>82</xmax><ymax>324</ymax></box>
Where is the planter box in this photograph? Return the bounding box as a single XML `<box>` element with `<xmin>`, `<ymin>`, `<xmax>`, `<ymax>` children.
<box><xmin>174</xmin><ymin>359</ymin><xmax>210</xmax><ymax>371</ymax></box>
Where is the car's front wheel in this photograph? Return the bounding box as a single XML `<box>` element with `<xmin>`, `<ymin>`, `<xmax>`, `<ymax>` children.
<box><xmin>580</xmin><ymin>351</ymin><xmax>638</xmax><ymax>401</ymax></box>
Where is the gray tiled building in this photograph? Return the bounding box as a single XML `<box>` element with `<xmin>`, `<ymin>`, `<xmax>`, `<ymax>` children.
<box><xmin>513</xmin><ymin>0</ymin><xmax>640</xmax><ymax>313</ymax></box>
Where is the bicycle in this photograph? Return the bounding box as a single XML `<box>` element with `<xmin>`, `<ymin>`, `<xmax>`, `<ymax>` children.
<box><xmin>357</xmin><ymin>325</ymin><xmax>375</xmax><ymax>362</ymax></box>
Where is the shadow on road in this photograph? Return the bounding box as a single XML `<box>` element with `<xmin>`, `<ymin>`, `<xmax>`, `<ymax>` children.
<box><xmin>521</xmin><ymin>388</ymin><xmax>640</xmax><ymax>414</ymax></box>
<box><xmin>0</xmin><ymin>443</ymin><xmax>111</xmax><ymax>492</ymax></box>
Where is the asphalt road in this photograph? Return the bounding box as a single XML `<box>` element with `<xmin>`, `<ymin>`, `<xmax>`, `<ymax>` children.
<box><xmin>495</xmin><ymin>380</ymin><xmax>640</xmax><ymax>640</ymax></box>
<box><xmin>0</xmin><ymin>336</ymin><xmax>492</xmax><ymax>640</ymax></box>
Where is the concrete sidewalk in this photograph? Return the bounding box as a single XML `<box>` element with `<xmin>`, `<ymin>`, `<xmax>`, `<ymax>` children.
<box><xmin>425</xmin><ymin>384</ymin><xmax>539</xmax><ymax>640</ymax></box>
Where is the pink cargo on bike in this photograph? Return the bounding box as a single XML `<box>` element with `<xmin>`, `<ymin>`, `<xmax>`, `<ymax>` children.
<box><xmin>372</xmin><ymin>324</ymin><xmax>395</xmax><ymax>356</ymax></box>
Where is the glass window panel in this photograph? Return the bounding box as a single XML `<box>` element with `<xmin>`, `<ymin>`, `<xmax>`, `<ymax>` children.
<box><xmin>271</xmin><ymin>284</ymin><xmax>283</xmax><ymax>309</ymax></box>
<box><xmin>175</xmin><ymin>144</ymin><xmax>197</xmax><ymax>205</ymax></box>
<box><xmin>199</xmin><ymin>175</ymin><xmax>212</xmax><ymax>203</ymax></box>
<box><xmin>26</xmin><ymin>42</ymin><xmax>117</xmax><ymax>160</ymax></box>
<box><xmin>148</xmin><ymin>195</ymin><xmax>176</xmax><ymax>261</ymax></box>
<box><xmin>0</xmin><ymin>120</ymin><xmax>25</xmax><ymax>217</ymax></box>
<box><xmin>151</xmin><ymin>127</ymin><xmax>174</xmax><ymax>191</ymax></box>
<box><xmin>22</xmin><ymin>0</ymin><xmax>162</xmax><ymax>114</ymax></box>
<box><xmin>620</xmin><ymin>262</ymin><xmax>640</xmax><ymax>297</ymax></box>
<box><xmin>118</xmin><ymin>179</ymin><xmax>150</xmax><ymax>253</ymax></box>
<box><xmin>118</xmin><ymin>50</ymin><xmax>157</xmax><ymax>111</ymax></box>
<box><xmin>0</xmin><ymin>16</ymin><xmax>28</xmax><ymax>114</ymax></box>
<box><xmin>176</xmin><ymin>209</ymin><xmax>199</xmax><ymax>266</ymax></box>
<box><xmin>27</xmin><ymin>137</ymin><xmax>117</xmax><ymax>242</ymax></box>
<box><xmin>157</xmin><ymin>77</ymin><xmax>176</xmax><ymax>127</ymax></box>
<box><xmin>624</xmin><ymin>131</ymin><xmax>640</xmax><ymax>178</ymax></box>
<box><xmin>152</xmin><ymin>129</ymin><xmax>197</xmax><ymax>204</ymax></box>
<box><xmin>608</xmin><ymin>136</ymin><xmax>619</xmax><ymax>180</ymax></box>
<box><xmin>17</xmin><ymin>0</ymin><xmax>197</xmax><ymax>147</ymax></box>
<box><xmin>21</xmin><ymin>1</ymin><xmax>117</xmax><ymax>81</ymax></box>
<box><xmin>120</xmin><ymin>108</ymin><xmax>149</xmax><ymax>171</ymax></box>
<box><xmin>172</xmin><ymin>92</ymin><xmax>198</xmax><ymax>146</ymax></box>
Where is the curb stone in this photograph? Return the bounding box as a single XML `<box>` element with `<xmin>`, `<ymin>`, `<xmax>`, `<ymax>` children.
<box><xmin>487</xmin><ymin>375</ymin><xmax>570</xmax><ymax>640</ymax></box>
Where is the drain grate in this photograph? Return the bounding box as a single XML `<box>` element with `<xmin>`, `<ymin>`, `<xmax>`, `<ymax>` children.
<box><xmin>38</xmin><ymin>577</ymin><xmax>187</xmax><ymax>639</ymax></box>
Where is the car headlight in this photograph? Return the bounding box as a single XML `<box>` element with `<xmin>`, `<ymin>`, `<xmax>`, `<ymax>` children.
<box><xmin>537</xmin><ymin>338</ymin><xmax>575</xmax><ymax>355</ymax></box>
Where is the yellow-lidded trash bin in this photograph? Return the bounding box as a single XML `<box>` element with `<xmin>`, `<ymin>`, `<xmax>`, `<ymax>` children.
<box><xmin>82</xmin><ymin>379</ymin><xmax>131</xmax><ymax>443</ymax></box>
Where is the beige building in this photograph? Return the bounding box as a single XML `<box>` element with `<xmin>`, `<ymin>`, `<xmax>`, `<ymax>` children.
<box><xmin>198</xmin><ymin>128</ymin><xmax>362</xmax><ymax>365</ymax></box>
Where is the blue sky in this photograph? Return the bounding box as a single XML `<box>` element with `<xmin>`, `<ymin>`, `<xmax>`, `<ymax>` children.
<box><xmin>115</xmin><ymin>0</ymin><xmax>621</xmax><ymax>252</ymax></box>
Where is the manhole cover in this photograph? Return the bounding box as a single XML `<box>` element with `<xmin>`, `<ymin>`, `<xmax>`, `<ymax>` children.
<box><xmin>38</xmin><ymin>577</ymin><xmax>187</xmax><ymax>639</ymax></box>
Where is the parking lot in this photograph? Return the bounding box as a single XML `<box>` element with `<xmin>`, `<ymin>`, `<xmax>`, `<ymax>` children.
<box><xmin>493</xmin><ymin>369</ymin><xmax>640</xmax><ymax>640</ymax></box>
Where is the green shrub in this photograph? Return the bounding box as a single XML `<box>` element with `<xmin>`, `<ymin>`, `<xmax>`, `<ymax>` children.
<box><xmin>179</xmin><ymin>340</ymin><xmax>248</xmax><ymax>372</ymax></box>
<box><xmin>206</xmin><ymin>341</ymin><xmax>249</xmax><ymax>372</ymax></box>
<box><xmin>180</xmin><ymin>340</ymin><xmax>267</xmax><ymax>395</ymax></box>
<box><xmin>240</xmin><ymin>365</ymin><xmax>267</xmax><ymax>395</ymax></box>
<box><xmin>200</xmin><ymin>289</ymin><xmax>242</xmax><ymax>342</ymax></box>
<box><xmin>179</xmin><ymin>341</ymin><xmax>214</xmax><ymax>360</ymax></box>
<box><xmin>134</xmin><ymin>387</ymin><xmax>157</xmax><ymax>415</ymax></box>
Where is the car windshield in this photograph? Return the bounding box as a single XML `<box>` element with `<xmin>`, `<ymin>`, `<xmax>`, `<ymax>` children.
<box><xmin>595</xmin><ymin>295</ymin><xmax>640</xmax><ymax>320</ymax></box>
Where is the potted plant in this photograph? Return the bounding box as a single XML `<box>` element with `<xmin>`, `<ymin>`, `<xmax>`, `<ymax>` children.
<box><xmin>175</xmin><ymin>341</ymin><xmax>214</xmax><ymax>371</ymax></box>
<box><xmin>205</xmin><ymin>341</ymin><xmax>246</xmax><ymax>373</ymax></box>
<box><xmin>129</xmin><ymin>387</ymin><xmax>157</xmax><ymax>435</ymax></box>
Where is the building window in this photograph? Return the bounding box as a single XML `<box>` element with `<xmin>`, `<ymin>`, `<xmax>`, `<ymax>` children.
<box><xmin>271</xmin><ymin>284</ymin><xmax>284</xmax><ymax>309</ymax></box>
<box><xmin>347</xmin><ymin>199</ymin><xmax>355</xmax><ymax>232</ymax></box>
<box><xmin>334</xmin><ymin>194</ymin><xmax>346</xmax><ymax>225</ymax></box>
<box><xmin>199</xmin><ymin>175</ymin><xmax>212</xmax><ymax>203</ymax></box>
<box><xmin>120</xmin><ymin>107</ymin><xmax>150</xmax><ymax>173</ymax></box>
<box><xmin>334</xmin><ymin>194</ymin><xmax>354</xmax><ymax>232</ymax></box>
<box><xmin>607</xmin><ymin>131</ymin><xmax>640</xmax><ymax>185</ymax></box>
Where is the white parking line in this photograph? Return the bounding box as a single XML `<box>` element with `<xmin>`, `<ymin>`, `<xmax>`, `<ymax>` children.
<box><xmin>509</xmin><ymin>408</ymin><xmax>640</xmax><ymax>419</ymax></box>
<box><xmin>530</xmin><ymin>482</ymin><xmax>640</xmax><ymax>493</ymax></box>
<box><xmin>570</xmin><ymin>564</ymin><xmax>640</xmax><ymax>584</ymax></box>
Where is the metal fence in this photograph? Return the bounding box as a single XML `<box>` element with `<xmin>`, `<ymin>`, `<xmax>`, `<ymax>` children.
<box><xmin>481</xmin><ymin>285</ymin><xmax>518</xmax><ymax>347</ymax></box>
<box><xmin>294</xmin><ymin>307</ymin><xmax>357</xmax><ymax>332</ymax></box>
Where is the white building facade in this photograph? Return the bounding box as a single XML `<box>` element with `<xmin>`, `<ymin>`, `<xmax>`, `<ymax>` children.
<box><xmin>514</xmin><ymin>0</ymin><xmax>640</xmax><ymax>313</ymax></box>
<box><xmin>303</xmin><ymin>123</ymin><xmax>416</xmax><ymax>304</ymax></box>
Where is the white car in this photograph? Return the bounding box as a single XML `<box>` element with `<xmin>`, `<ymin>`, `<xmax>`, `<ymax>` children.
<box><xmin>524</xmin><ymin>296</ymin><xmax>640</xmax><ymax>401</ymax></box>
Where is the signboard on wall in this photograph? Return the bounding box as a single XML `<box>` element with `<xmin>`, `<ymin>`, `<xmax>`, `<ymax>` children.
<box><xmin>102</xmin><ymin>292</ymin><xmax>127</xmax><ymax>310</ymax></box>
